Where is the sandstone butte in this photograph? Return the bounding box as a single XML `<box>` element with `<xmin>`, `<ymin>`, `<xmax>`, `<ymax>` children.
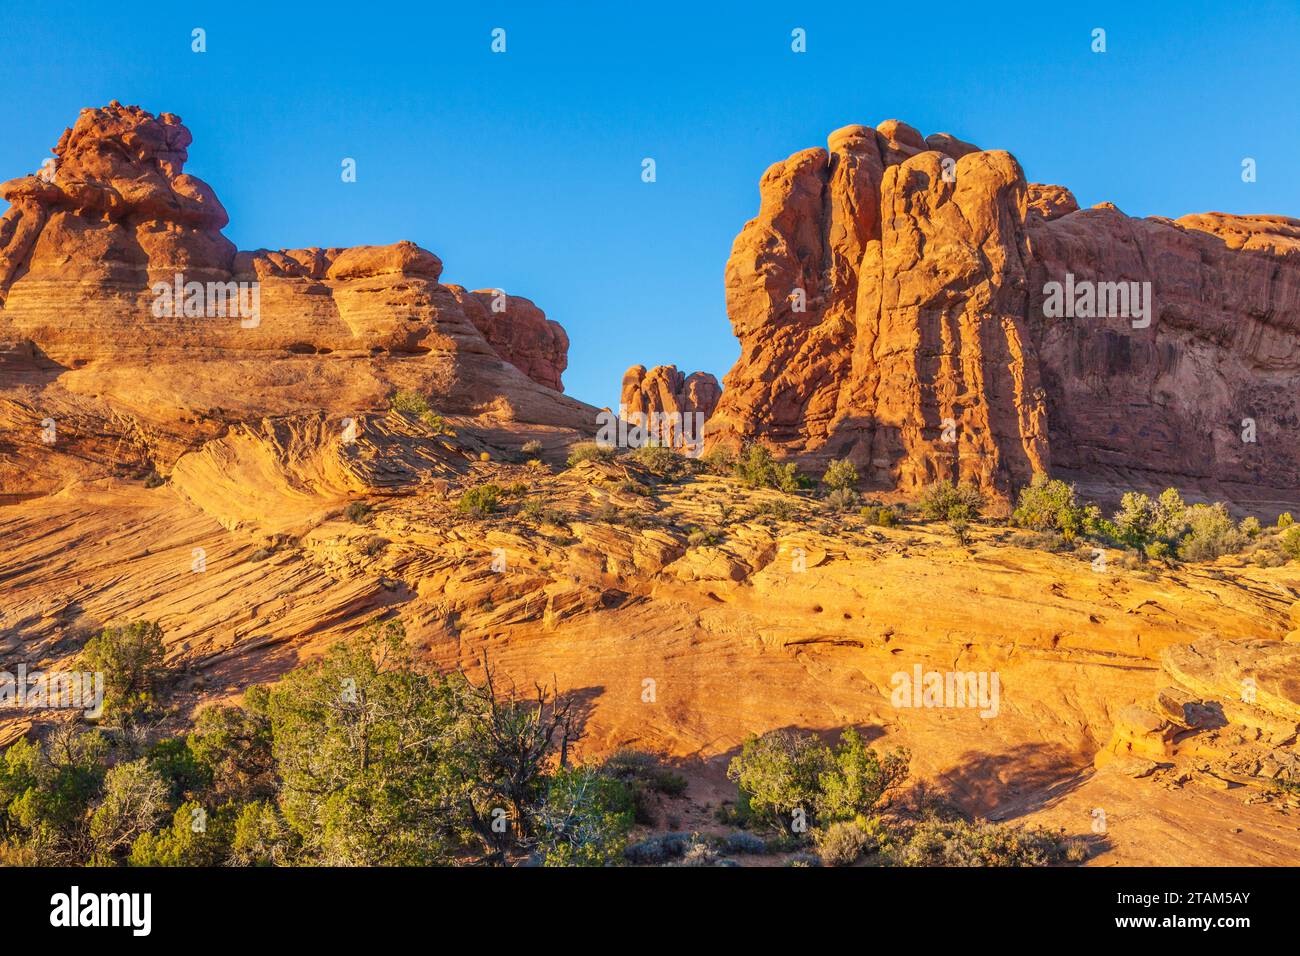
<box><xmin>0</xmin><ymin>102</ymin><xmax>592</xmax><ymax>502</ymax></box>
<box><xmin>1</xmin><ymin>105</ymin><xmax>1299</xmax><ymax>867</ymax></box>
<box><xmin>706</xmin><ymin>119</ymin><xmax>1300</xmax><ymax>518</ymax></box>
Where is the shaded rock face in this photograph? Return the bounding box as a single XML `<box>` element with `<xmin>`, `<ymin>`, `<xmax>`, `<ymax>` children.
<box><xmin>709</xmin><ymin>119</ymin><xmax>1300</xmax><ymax>506</ymax></box>
<box><xmin>0</xmin><ymin>104</ymin><xmax>593</xmax><ymax>494</ymax></box>
<box><xmin>1029</xmin><ymin>207</ymin><xmax>1300</xmax><ymax>508</ymax></box>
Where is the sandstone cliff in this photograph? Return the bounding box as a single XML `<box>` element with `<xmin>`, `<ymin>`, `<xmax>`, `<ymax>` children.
<box><xmin>707</xmin><ymin>120</ymin><xmax>1300</xmax><ymax>510</ymax></box>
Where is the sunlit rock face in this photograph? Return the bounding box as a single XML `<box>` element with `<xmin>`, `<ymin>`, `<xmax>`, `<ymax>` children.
<box><xmin>708</xmin><ymin>119</ymin><xmax>1300</xmax><ymax>510</ymax></box>
<box><xmin>0</xmin><ymin>103</ymin><xmax>597</xmax><ymax>496</ymax></box>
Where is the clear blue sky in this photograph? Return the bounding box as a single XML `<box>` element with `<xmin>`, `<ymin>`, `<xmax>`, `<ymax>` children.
<box><xmin>3</xmin><ymin>1</ymin><xmax>1297</xmax><ymax>409</ymax></box>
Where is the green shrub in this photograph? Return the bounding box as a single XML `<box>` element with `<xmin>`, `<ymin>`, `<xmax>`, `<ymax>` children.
<box><xmin>896</xmin><ymin>818</ymin><xmax>1069</xmax><ymax>867</ymax></box>
<box><xmin>143</xmin><ymin>471</ymin><xmax>165</xmax><ymax>489</ymax></box>
<box><xmin>631</xmin><ymin>444</ymin><xmax>686</xmax><ymax>479</ymax></box>
<box><xmin>699</xmin><ymin>447</ymin><xmax>736</xmax><ymax>475</ymax></box>
<box><xmin>1279</xmin><ymin>512</ymin><xmax>1295</xmax><ymax>529</ymax></box>
<box><xmin>753</xmin><ymin>499</ymin><xmax>797</xmax><ymax>521</ymax></box>
<box><xmin>457</xmin><ymin>483</ymin><xmax>503</xmax><ymax>516</ymax></box>
<box><xmin>1113</xmin><ymin>488</ymin><xmax>1188</xmax><ymax>550</ymax></box>
<box><xmin>520</xmin><ymin>498</ymin><xmax>566</xmax><ymax>525</ymax></box>
<box><xmin>816</xmin><ymin>820</ymin><xmax>870</xmax><ymax>867</ymax></box>
<box><xmin>918</xmin><ymin>480</ymin><xmax>984</xmax><ymax>522</ymax></box>
<box><xmin>610</xmin><ymin>753</ymin><xmax>687</xmax><ymax>798</ymax></box>
<box><xmin>947</xmin><ymin>518</ymin><xmax>972</xmax><ymax>546</ymax></box>
<box><xmin>1144</xmin><ymin>539</ymin><xmax>1172</xmax><ymax>562</ymax></box>
<box><xmin>861</xmin><ymin>505</ymin><xmax>899</xmax><ymax>527</ymax></box>
<box><xmin>733</xmin><ymin>443</ymin><xmax>804</xmax><ymax>493</ymax></box>
<box><xmin>1250</xmin><ymin>542</ymin><xmax>1287</xmax><ymax>568</ymax></box>
<box><xmin>391</xmin><ymin>390</ymin><xmax>454</xmax><ymax>435</ymax></box>
<box><xmin>521</xmin><ymin>439</ymin><xmax>544</xmax><ymax>457</ymax></box>
<box><xmin>822</xmin><ymin>459</ymin><xmax>858</xmax><ymax>492</ymax></box>
<box><xmin>1012</xmin><ymin>475</ymin><xmax>1101</xmax><ymax>541</ymax></box>
<box><xmin>686</xmin><ymin>527</ymin><xmax>719</xmax><ymax>548</ymax></box>
<box><xmin>344</xmin><ymin>501</ymin><xmax>372</xmax><ymax>524</ymax></box>
<box><xmin>0</xmin><ymin>728</ymin><xmax>107</xmax><ymax>862</ymax></box>
<box><xmin>727</xmin><ymin>728</ymin><xmax>908</xmax><ymax>829</ymax></box>
<box><xmin>815</xmin><ymin>729</ymin><xmax>909</xmax><ymax>823</ymax></box>
<box><xmin>537</xmin><ymin>766</ymin><xmax>635</xmax><ymax>867</ymax></box>
<box><xmin>567</xmin><ymin>442</ymin><xmax>616</xmax><ymax>467</ymax></box>
<box><xmin>1178</xmin><ymin>503</ymin><xmax>1247</xmax><ymax>562</ymax></box>
<box><xmin>80</xmin><ymin>621</ymin><xmax>168</xmax><ymax>721</ymax></box>
<box><xmin>129</xmin><ymin>801</ymin><xmax>232</xmax><ymax>867</ymax></box>
<box><xmin>1007</xmin><ymin>530</ymin><xmax>1068</xmax><ymax>552</ymax></box>
<box><xmin>614</xmin><ymin>478</ymin><xmax>651</xmax><ymax>497</ymax></box>
<box><xmin>1153</xmin><ymin>488</ymin><xmax>1190</xmax><ymax>538</ymax></box>
<box><xmin>229</xmin><ymin>801</ymin><xmax>296</xmax><ymax>866</ymax></box>
<box><xmin>188</xmin><ymin>688</ymin><xmax>276</xmax><ymax>803</ymax></box>
<box><xmin>1112</xmin><ymin>492</ymin><xmax>1157</xmax><ymax>548</ymax></box>
<box><xmin>1099</xmin><ymin>488</ymin><xmax>1254</xmax><ymax>563</ymax></box>
<box><xmin>1281</xmin><ymin>526</ymin><xmax>1300</xmax><ymax>560</ymax></box>
<box><xmin>6</xmin><ymin>617</ymin><xmax>612</xmax><ymax>869</ymax></box>
<box><xmin>600</xmin><ymin>749</ymin><xmax>687</xmax><ymax>825</ymax></box>
<box><xmin>824</xmin><ymin>488</ymin><xmax>860</xmax><ymax>512</ymax></box>
<box><xmin>88</xmin><ymin>760</ymin><xmax>170</xmax><ymax>862</ymax></box>
<box><xmin>727</xmin><ymin>730</ymin><xmax>829</xmax><ymax>827</ymax></box>
<box><xmin>391</xmin><ymin>389</ymin><xmax>431</xmax><ymax>418</ymax></box>
<box><xmin>146</xmin><ymin>738</ymin><xmax>211</xmax><ymax>804</ymax></box>
<box><xmin>264</xmin><ymin>620</ymin><xmax>466</xmax><ymax>865</ymax></box>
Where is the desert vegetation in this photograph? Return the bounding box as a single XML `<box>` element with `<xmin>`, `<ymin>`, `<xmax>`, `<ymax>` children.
<box><xmin>0</xmin><ymin>619</ymin><xmax>655</xmax><ymax>867</ymax></box>
<box><xmin>390</xmin><ymin>389</ymin><xmax>455</xmax><ymax>436</ymax></box>
<box><xmin>895</xmin><ymin>473</ymin><xmax>1295</xmax><ymax>568</ymax></box>
<box><xmin>708</xmin><ymin>728</ymin><xmax>1084</xmax><ymax>868</ymax></box>
<box><xmin>0</xmin><ymin>617</ymin><xmax>1099</xmax><ymax>868</ymax></box>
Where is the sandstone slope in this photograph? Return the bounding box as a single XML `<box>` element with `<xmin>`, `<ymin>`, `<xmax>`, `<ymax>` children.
<box><xmin>3</xmin><ymin>456</ymin><xmax>1299</xmax><ymax>864</ymax></box>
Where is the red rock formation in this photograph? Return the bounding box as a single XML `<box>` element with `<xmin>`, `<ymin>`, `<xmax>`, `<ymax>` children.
<box><xmin>708</xmin><ymin>119</ymin><xmax>1300</xmax><ymax>507</ymax></box>
<box><xmin>0</xmin><ymin>104</ymin><xmax>594</xmax><ymax>494</ymax></box>
<box><xmin>447</xmin><ymin>286</ymin><xmax>568</xmax><ymax>392</ymax></box>
<box><xmin>620</xmin><ymin>364</ymin><xmax>720</xmax><ymax>448</ymax></box>
<box><xmin>0</xmin><ymin>102</ymin><xmax>235</xmax><ymax>300</ymax></box>
<box><xmin>1026</xmin><ymin>183</ymin><xmax>1080</xmax><ymax>223</ymax></box>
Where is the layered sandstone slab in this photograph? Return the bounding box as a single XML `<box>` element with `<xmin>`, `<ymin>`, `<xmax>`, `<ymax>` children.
<box><xmin>707</xmin><ymin>119</ymin><xmax>1300</xmax><ymax>509</ymax></box>
<box><xmin>4</xmin><ymin>453</ymin><xmax>1298</xmax><ymax>864</ymax></box>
